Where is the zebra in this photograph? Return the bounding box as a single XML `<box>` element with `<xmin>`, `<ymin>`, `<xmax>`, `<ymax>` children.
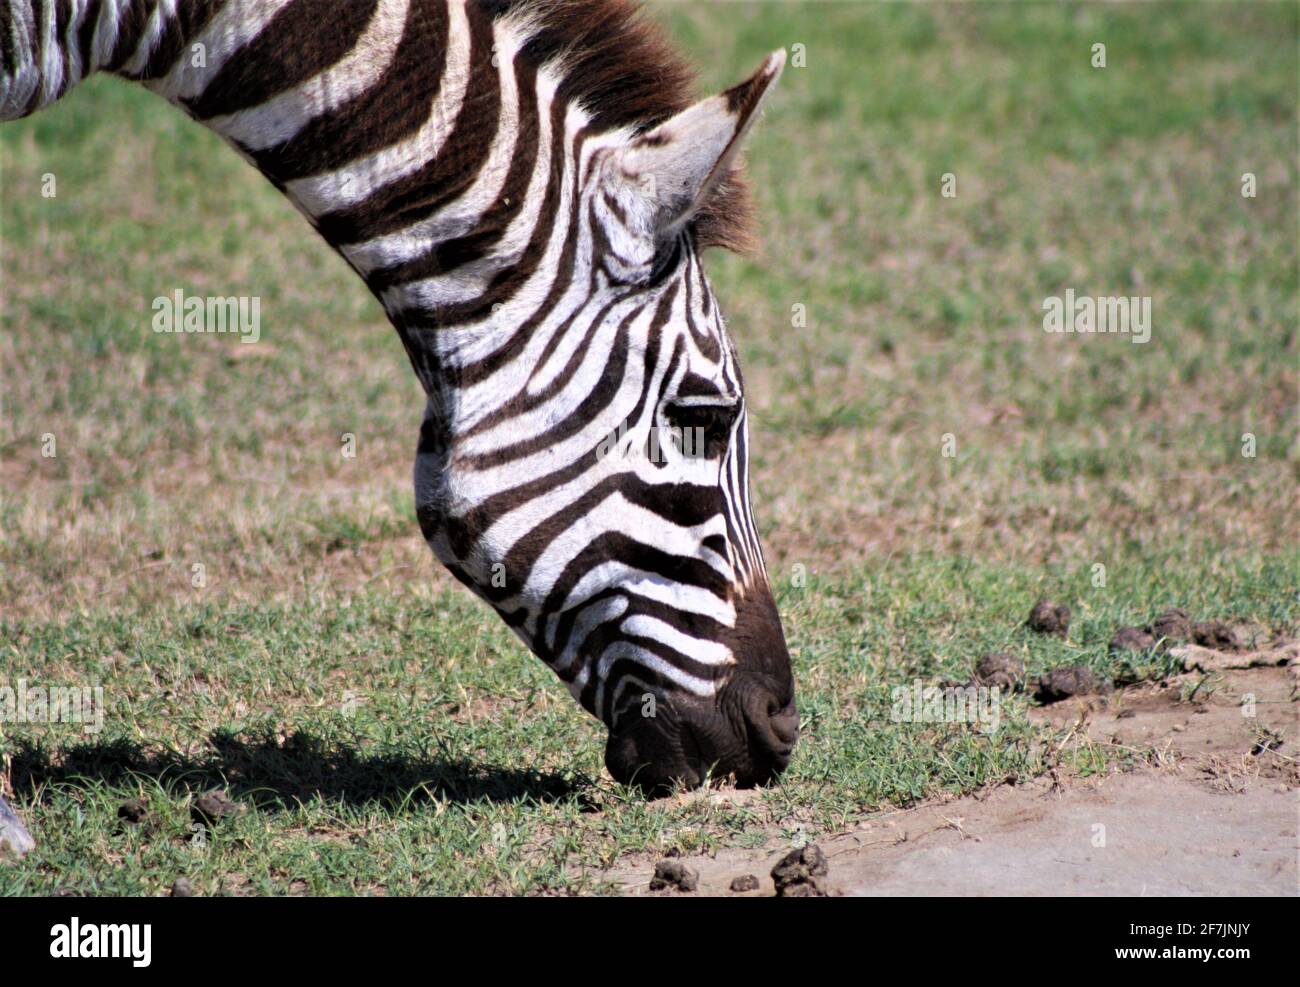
<box><xmin>1</xmin><ymin>0</ymin><xmax>799</xmax><ymax>793</ymax></box>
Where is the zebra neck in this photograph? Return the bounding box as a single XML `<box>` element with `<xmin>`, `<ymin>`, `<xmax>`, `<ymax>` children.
<box><xmin>148</xmin><ymin>0</ymin><xmax>575</xmax><ymax>394</ymax></box>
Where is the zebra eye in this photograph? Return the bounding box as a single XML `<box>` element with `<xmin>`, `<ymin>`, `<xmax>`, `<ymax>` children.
<box><xmin>663</xmin><ymin>400</ymin><xmax>738</xmax><ymax>458</ymax></box>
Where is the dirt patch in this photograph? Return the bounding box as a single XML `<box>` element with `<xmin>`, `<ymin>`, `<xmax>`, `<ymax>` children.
<box><xmin>608</xmin><ymin>664</ymin><xmax>1297</xmax><ymax>896</ymax></box>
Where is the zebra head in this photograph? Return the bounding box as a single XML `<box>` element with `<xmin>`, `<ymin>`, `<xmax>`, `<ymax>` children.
<box><xmin>416</xmin><ymin>49</ymin><xmax>796</xmax><ymax>792</ymax></box>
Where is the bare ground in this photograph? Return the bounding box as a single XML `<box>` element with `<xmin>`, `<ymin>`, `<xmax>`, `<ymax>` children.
<box><xmin>606</xmin><ymin>663</ymin><xmax>1299</xmax><ymax>896</ymax></box>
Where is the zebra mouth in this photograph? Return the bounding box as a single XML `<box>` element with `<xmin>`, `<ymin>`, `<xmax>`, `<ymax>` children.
<box><xmin>603</xmin><ymin>689</ymin><xmax>797</xmax><ymax>795</ymax></box>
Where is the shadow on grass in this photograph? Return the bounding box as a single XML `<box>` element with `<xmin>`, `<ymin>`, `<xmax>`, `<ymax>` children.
<box><xmin>7</xmin><ymin>728</ymin><xmax>591</xmax><ymax>810</ymax></box>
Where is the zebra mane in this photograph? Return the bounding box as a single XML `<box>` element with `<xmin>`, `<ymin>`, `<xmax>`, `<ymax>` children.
<box><xmin>481</xmin><ymin>0</ymin><xmax>757</xmax><ymax>253</ymax></box>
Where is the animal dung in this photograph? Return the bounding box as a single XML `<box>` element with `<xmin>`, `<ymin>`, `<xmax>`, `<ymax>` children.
<box><xmin>649</xmin><ymin>859</ymin><xmax>698</xmax><ymax>892</ymax></box>
<box><xmin>771</xmin><ymin>844</ymin><xmax>829</xmax><ymax>897</ymax></box>
<box><xmin>191</xmin><ymin>789</ymin><xmax>244</xmax><ymax>824</ymax></box>
<box><xmin>117</xmin><ymin>798</ymin><xmax>148</xmax><ymax>824</ymax></box>
<box><xmin>1034</xmin><ymin>665</ymin><xmax>1112</xmax><ymax>703</ymax></box>
<box><xmin>1148</xmin><ymin>607</ymin><xmax>1193</xmax><ymax>645</ymax></box>
<box><xmin>1109</xmin><ymin>626</ymin><xmax>1156</xmax><ymax>653</ymax></box>
<box><xmin>729</xmin><ymin>874</ymin><xmax>760</xmax><ymax>893</ymax></box>
<box><xmin>973</xmin><ymin>652</ymin><xmax>1026</xmax><ymax>691</ymax></box>
<box><xmin>1193</xmin><ymin>621</ymin><xmax>1241</xmax><ymax>652</ymax></box>
<box><xmin>1027</xmin><ymin>598</ymin><xmax>1071</xmax><ymax>636</ymax></box>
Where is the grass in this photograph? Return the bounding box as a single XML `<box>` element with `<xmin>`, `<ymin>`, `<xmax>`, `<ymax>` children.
<box><xmin>1</xmin><ymin>1</ymin><xmax>1296</xmax><ymax>894</ymax></box>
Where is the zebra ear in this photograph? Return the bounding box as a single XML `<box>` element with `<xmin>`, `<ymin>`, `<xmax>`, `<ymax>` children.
<box><xmin>609</xmin><ymin>49</ymin><xmax>785</xmax><ymax>243</ymax></box>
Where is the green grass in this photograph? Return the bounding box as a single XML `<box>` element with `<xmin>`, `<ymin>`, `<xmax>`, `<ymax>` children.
<box><xmin>2</xmin><ymin>551</ymin><xmax>1293</xmax><ymax>894</ymax></box>
<box><xmin>1</xmin><ymin>1</ymin><xmax>1297</xmax><ymax>894</ymax></box>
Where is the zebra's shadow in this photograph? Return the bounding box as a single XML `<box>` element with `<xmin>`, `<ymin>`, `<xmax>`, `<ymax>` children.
<box><xmin>7</xmin><ymin>728</ymin><xmax>590</xmax><ymax>811</ymax></box>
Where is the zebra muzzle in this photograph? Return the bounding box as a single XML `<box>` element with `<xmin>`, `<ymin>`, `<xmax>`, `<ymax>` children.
<box><xmin>604</xmin><ymin>682</ymin><xmax>798</xmax><ymax>795</ymax></box>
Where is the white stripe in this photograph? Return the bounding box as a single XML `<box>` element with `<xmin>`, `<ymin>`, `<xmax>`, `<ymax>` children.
<box><xmin>472</xmin><ymin>73</ymin><xmax>563</xmax><ymax>272</ymax></box>
<box><xmin>619</xmin><ymin>615</ymin><xmax>732</xmax><ymax>665</ymax></box>
<box><xmin>379</xmin><ymin>261</ymin><xmax>495</xmax><ymax>311</ymax></box>
<box><xmin>547</xmin><ymin>555</ymin><xmax>735</xmax><ymax>631</ymax></box>
<box><xmin>612</xmin><ymin>573</ymin><xmax>734</xmax><ymax>626</ymax></box>
<box><xmin>520</xmin><ymin>495</ymin><xmax>729</xmax><ymax>604</ymax></box>
<box><xmin>594</xmin><ymin>642</ymin><xmax>715</xmax><ymax>714</ymax></box>
<box><xmin>120</xmin><ymin>0</ymin><xmax>175</xmax><ymax>78</ymax></box>
<box><xmin>342</xmin><ymin>11</ymin><xmax>522</xmax><ymax>274</ymax></box>
<box><xmin>207</xmin><ymin>0</ymin><xmax>410</xmax><ymax>149</ymax></box>
<box><xmin>412</xmin><ymin>95</ymin><xmax>588</xmax><ymax>374</ymax></box>
<box><xmin>547</xmin><ymin>595</ymin><xmax>628</xmax><ymax>669</ymax></box>
<box><xmin>61</xmin><ymin>0</ymin><xmax>91</xmax><ymax>90</ymax></box>
<box><xmin>90</xmin><ymin>0</ymin><xmax>122</xmax><ymax>70</ymax></box>
<box><xmin>376</xmin><ymin>75</ymin><xmax>572</xmax><ymax>396</ymax></box>
<box><xmin>1</xmin><ymin>3</ymin><xmax>39</xmax><ymax>118</ymax></box>
<box><xmin>36</xmin><ymin>0</ymin><xmax>63</xmax><ymax>107</ymax></box>
<box><xmin>285</xmin><ymin>0</ymin><xmax>472</xmax><ymax>217</ymax></box>
<box><xmin>456</xmin><ymin>303</ymin><xmax>617</xmax><ymax>457</ymax></box>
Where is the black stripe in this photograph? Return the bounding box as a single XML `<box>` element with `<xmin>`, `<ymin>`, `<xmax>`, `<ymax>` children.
<box><xmin>364</xmin><ymin>54</ymin><xmax>541</xmax><ymax>290</ymax></box>
<box><xmin>10</xmin><ymin>0</ymin><xmax>41</xmax><ymax>115</ymax></box>
<box><xmin>16</xmin><ymin>0</ymin><xmax>43</xmax><ymax>114</ymax></box>
<box><xmin>545</xmin><ymin>533</ymin><xmax>729</xmax><ymax>620</ymax></box>
<box><xmin>396</xmin><ymin>100</ymin><xmax>578</xmax><ymax>336</ymax></box>
<box><xmin>184</xmin><ymin>0</ymin><xmax>377</xmax><ymax>117</ymax></box>
<box><xmin>134</xmin><ymin>0</ymin><xmax>225</xmax><ymax>83</ymax></box>
<box><xmin>587</xmin><ymin>659</ymin><xmax>677</xmax><ymax>721</ymax></box>
<box><xmin>103</xmin><ymin>0</ymin><xmax>159</xmax><ymax>73</ymax></box>
<box><xmin>0</xmin><ymin>1</ymin><xmax>18</xmax><ymax>76</ymax></box>
<box><xmin>315</xmin><ymin>0</ymin><xmax>499</xmax><ymax>245</ymax></box>
<box><xmin>50</xmin><ymin>0</ymin><xmax>73</xmax><ymax>100</ymax></box>
<box><xmin>250</xmin><ymin>0</ymin><xmax>447</xmax><ymax>183</ymax></box>
<box><xmin>75</xmin><ymin>0</ymin><xmax>101</xmax><ymax>74</ymax></box>
<box><xmin>571</xmin><ymin>623</ymin><xmax>724</xmax><ymax>707</ymax></box>
<box><xmin>550</xmin><ymin>585</ymin><xmax>728</xmax><ymax>672</ymax></box>
<box><xmin>500</xmin><ymin>473</ymin><xmax>724</xmax><ymax>610</ymax></box>
<box><xmin>680</xmin><ymin>245</ymin><xmax>720</xmax><ymax>362</ymax></box>
<box><xmin>459</xmin><ymin>295</ymin><xmax>638</xmax><ymax>442</ymax></box>
<box><xmin>441</xmin><ymin>320</ymin><xmax>662</xmax><ymax>562</ymax></box>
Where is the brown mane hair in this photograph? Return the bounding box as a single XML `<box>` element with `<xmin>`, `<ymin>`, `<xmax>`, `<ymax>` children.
<box><xmin>479</xmin><ymin>0</ymin><xmax>756</xmax><ymax>253</ymax></box>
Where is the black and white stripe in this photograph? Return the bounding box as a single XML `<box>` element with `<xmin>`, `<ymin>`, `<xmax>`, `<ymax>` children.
<box><xmin>2</xmin><ymin>0</ymin><xmax>798</xmax><ymax>787</ymax></box>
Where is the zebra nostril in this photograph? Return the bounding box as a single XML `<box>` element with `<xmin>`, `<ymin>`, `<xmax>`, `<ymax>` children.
<box><xmin>736</xmin><ymin>693</ymin><xmax>798</xmax><ymax>786</ymax></box>
<box><xmin>769</xmin><ymin>703</ymin><xmax>800</xmax><ymax>751</ymax></box>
